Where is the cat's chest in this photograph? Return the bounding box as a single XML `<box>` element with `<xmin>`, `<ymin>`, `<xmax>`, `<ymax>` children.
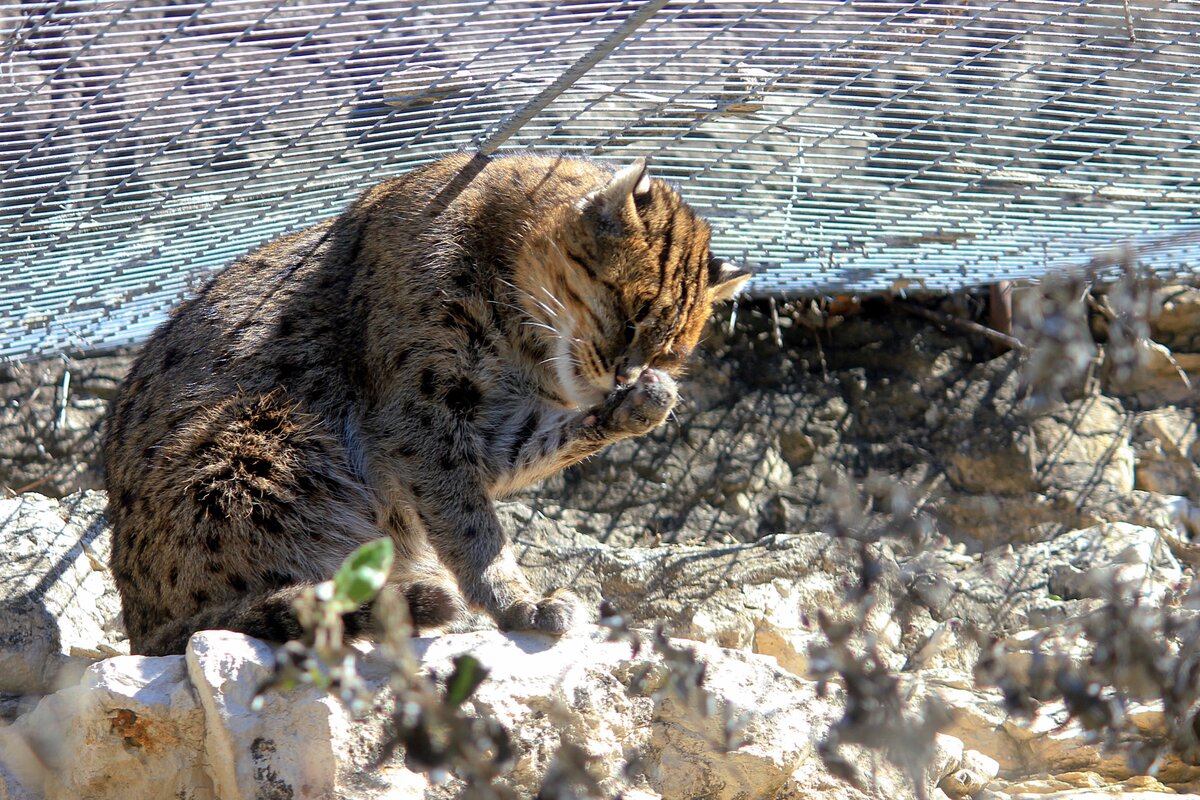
<box><xmin>479</xmin><ymin>356</ymin><xmax>561</xmax><ymax>417</ymax></box>
<box><xmin>467</xmin><ymin>352</ymin><xmax>564</xmax><ymax>426</ymax></box>
<box><xmin>469</xmin><ymin>331</ymin><xmax>565</xmax><ymax>408</ymax></box>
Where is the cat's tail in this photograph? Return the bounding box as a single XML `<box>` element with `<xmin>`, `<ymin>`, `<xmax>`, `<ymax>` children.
<box><xmin>132</xmin><ymin>579</ymin><xmax>465</xmax><ymax>657</ymax></box>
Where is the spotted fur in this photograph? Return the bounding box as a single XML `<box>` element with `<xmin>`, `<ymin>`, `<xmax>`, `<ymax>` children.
<box><xmin>104</xmin><ymin>152</ymin><xmax>750</xmax><ymax>655</ymax></box>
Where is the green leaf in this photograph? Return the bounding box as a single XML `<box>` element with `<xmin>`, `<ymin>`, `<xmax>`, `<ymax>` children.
<box><xmin>331</xmin><ymin>538</ymin><xmax>394</xmax><ymax>610</ymax></box>
<box><xmin>444</xmin><ymin>654</ymin><xmax>489</xmax><ymax>707</ymax></box>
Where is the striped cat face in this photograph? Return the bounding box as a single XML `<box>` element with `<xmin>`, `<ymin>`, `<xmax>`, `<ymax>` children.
<box><xmin>520</xmin><ymin>159</ymin><xmax>751</xmax><ymax>408</ymax></box>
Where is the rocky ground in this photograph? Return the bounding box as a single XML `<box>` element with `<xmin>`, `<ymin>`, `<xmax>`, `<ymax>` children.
<box><xmin>1</xmin><ymin>284</ymin><xmax>1198</xmax><ymax>799</ymax></box>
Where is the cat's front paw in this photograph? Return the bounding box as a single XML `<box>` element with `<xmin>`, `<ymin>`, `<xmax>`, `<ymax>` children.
<box><xmin>607</xmin><ymin>368</ymin><xmax>677</xmax><ymax>436</ymax></box>
<box><xmin>496</xmin><ymin>588</ymin><xmax>585</xmax><ymax>635</ymax></box>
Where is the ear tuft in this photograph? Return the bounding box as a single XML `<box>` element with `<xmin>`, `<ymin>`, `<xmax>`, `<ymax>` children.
<box><xmin>577</xmin><ymin>158</ymin><xmax>650</xmax><ymax>220</ymax></box>
<box><xmin>632</xmin><ymin>160</ymin><xmax>652</xmax><ymax>198</ymax></box>
<box><xmin>709</xmin><ymin>257</ymin><xmax>753</xmax><ymax>302</ymax></box>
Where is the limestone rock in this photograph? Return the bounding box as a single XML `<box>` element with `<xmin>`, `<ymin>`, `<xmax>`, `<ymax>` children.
<box><xmin>1153</xmin><ymin>496</ymin><xmax>1200</xmax><ymax>567</ymax></box>
<box><xmin>904</xmin><ymin>522</ymin><xmax>1180</xmax><ymax>631</ymax></box>
<box><xmin>0</xmin><ymin>654</ymin><xmax>208</xmax><ymax>800</ymax></box>
<box><xmin>932</xmin><ymin>493</ymin><xmax>1093</xmax><ymax>547</ymax></box>
<box><xmin>778</xmin><ymin>425</ymin><xmax>817</xmax><ymax>468</ymax></box>
<box><xmin>0</xmin><ymin>492</ymin><xmax>126</xmax><ymax>695</ymax></box>
<box><xmin>1149</xmin><ymin>285</ymin><xmax>1200</xmax><ymax>352</ymax></box>
<box><xmin>932</xmin><ymin>684</ymin><xmax>1027</xmax><ymax>773</ymax></box>
<box><xmin>1102</xmin><ymin>339</ymin><xmax>1199</xmax><ymax>405</ymax></box>
<box><xmin>1100</xmin><ymin>491</ymin><xmax>1199</xmax><ymax>538</ymax></box>
<box><xmin>1132</xmin><ymin>408</ymin><xmax>1199</xmax><ymax>497</ymax></box>
<box><xmin>1004</xmin><ymin>771</ymin><xmax>1183</xmax><ymax>800</ymax></box>
<box><xmin>940</xmin><ymin>746</ymin><xmax>999</xmax><ymax>800</ymax></box>
<box><xmin>1009</xmin><ymin>790</ymin><xmax>1180</xmax><ymax>800</ymax></box>
<box><xmin>504</xmin><ymin>504</ymin><xmax>916</xmax><ymax>675</ymax></box>
<box><xmin>944</xmin><ymin>442</ymin><xmax>1038</xmax><ymax>496</ymax></box>
<box><xmin>0</xmin><ymin>628</ymin><xmax>945</xmax><ymax>800</ymax></box>
<box><xmin>185</xmin><ymin>632</ymin><xmax>383</xmax><ymax>800</ymax></box>
<box><xmin>931</xmin><ymin>354</ymin><xmax>1035</xmax><ymax>497</ymax></box>
<box><xmin>0</xmin><ymin>757</ymin><xmax>38</xmax><ymax>800</ymax></box>
<box><xmin>1029</xmin><ymin>396</ymin><xmax>1134</xmax><ymax>500</ymax></box>
<box><xmin>937</xmin><ymin>679</ymin><xmax>1200</xmax><ymax>790</ymax></box>
<box><xmin>935</xmin><ymin>485</ymin><xmax>1200</xmax><ymax>553</ymax></box>
<box><xmin>932</xmin><ymin>381</ymin><xmax>1135</xmax><ymax>506</ymax></box>
<box><xmin>0</xmin><ymin>354</ymin><xmax>122</xmax><ymax>498</ymax></box>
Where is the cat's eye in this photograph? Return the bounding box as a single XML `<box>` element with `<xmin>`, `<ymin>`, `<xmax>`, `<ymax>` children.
<box><xmin>623</xmin><ymin>320</ymin><xmax>637</xmax><ymax>344</ymax></box>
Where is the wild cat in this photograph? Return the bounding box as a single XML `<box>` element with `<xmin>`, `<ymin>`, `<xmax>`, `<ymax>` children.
<box><xmin>104</xmin><ymin>152</ymin><xmax>750</xmax><ymax>655</ymax></box>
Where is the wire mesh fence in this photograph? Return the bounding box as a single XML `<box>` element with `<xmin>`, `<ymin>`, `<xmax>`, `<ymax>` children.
<box><xmin>2</xmin><ymin>0</ymin><xmax>1198</xmax><ymax>360</ymax></box>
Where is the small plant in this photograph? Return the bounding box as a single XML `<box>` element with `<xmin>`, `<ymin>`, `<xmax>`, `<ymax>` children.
<box><xmin>253</xmin><ymin>537</ymin><xmax>393</xmax><ymax>714</ymax></box>
<box><xmin>975</xmin><ymin>573</ymin><xmax>1200</xmax><ymax>776</ymax></box>
<box><xmin>253</xmin><ymin>542</ymin><xmax>751</xmax><ymax>799</ymax></box>
<box><xmin>599</xmin><ymin>601</ymin><xmax>748</xmax><ymax>753</ymax></box>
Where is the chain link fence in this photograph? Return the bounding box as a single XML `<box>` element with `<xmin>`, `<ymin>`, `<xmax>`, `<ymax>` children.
<box><xmin>2</xmin><ymin>0</ymin><xmax>1198</xmax><ymax>360</ymax></box>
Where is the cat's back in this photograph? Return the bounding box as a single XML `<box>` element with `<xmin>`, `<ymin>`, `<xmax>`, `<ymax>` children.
<box><xmin>102</xmin><ymin>212</ymin><xmax>380</xmax><ymax>522</ymax></box>
<box><xmin>351</xmin><ymin>152</ymin><xmax>613</xmax><ymax>269</ymax></box>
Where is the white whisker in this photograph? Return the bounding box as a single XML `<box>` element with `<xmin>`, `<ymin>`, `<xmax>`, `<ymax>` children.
<box><xmin>497</xmin><ymin>277</ymin><xmax>565</xmax><ymax>326</ymax></box>
<box><xmin>533</xmin><ymin>303</ymin><xmax>563</xmax><ymax>322</ymax></box>
<box><xmin>535</xmin><ymin>285</ymin><xmax>567</xmax><ymax>312</ymax></box>
<box><xmin>521</xmin><ymin>320</ymin><xmax>583</xmax><ymax>345</ymax></box>
<box><xmin>521</xmin><ymin>320</ymin><xmax>559</xmax><ymax>335</ymax></box>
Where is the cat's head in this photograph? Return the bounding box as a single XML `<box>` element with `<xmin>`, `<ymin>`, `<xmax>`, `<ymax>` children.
<box><xmin>519</xmin><ymin>158</ymin><xmax>751</xmax><ymax>409</ymax></box>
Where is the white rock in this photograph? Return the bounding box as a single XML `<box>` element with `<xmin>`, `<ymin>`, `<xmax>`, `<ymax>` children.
<box><xmin>1</xmin><ymin>654</ymin><xmax>207</xmax><ymax>800</ymax></box>
<box><xmin>186</xmin><ymin>631</ymin><xmax>351</xmax><ymax>800</ymax></box>
<box><xmin>411</xmin><ymin>629</ymin><xmax>850</xmax><ymax>800</ymax></box>
<box><xmin>939</xmin><ymin>684</ymin><xmax>1200</xmax><ymax>789</ymax></box>
<box><xmin>940</xmin><ymin>747</ymin><xmax>1000</xmax><ymax>799</ymax></box>
<box><xmin>963</xmin><ymin>749</ymin><xmax>1000</xmax><ymax>781</ymax></box>
<box><xmin>1136</xmin><ymin>408</ymin><xmax>1198</xmax><ymax>462</ymax></box>
<box><xmin>1103</xmin><ymin>339</ymin><xmax>1199</xmax><ymax>403</ymax></box>
<box><xmin>905</xmin><ymin>521</ymin><xmax>1181</xmax><ymax>634</ymax></box>
<box><xmin>1030</xmin><ymin>396</ymin><xmax>1135</xmax><ymax>498</ymax></box>
<box><xmin>1048</xmin><ymin>523</ymin><xmax>1181</xmax><ymax>607</ymax></box>
<box><xmin>933</xmin><ymin>685</ymin><xmax>1026</xmax><ymax>773</ymax></box>
<box><xmin>3</xmin><ymin>628</ymin><xmax>944</xmax><ymax>800</ymax></box>
<box><xmin>0</xmin><ymin>492</ymin><xmax>126</xmax><ymax>695</ymax></box>
<box><xmin>1010</xmin><ymin>792</ymin><xmax>1180</xmax><ymax>800</ymax></box>
<box><xmin>0</xmin><ymin>744</ymin><xmax>41</xmax><ymax>800</ymax></box>
<box><xmin>508</xmin><ymin>504</ymin><xmax>913</xmax><ymax>675</ymax></box>
<box><xmin>1005</xmin><ymin>771</ymin><xmax>1181</xmax><ymax>800</ymax></box>
<box><xmin>1132</xmin><ymin>408</ymin><xmax>1199</xmax><ymax>496</ymax></box>
<box><xmin>929</xmin><ymin>733</ymin><xmax>972</xmax><ymax>795</ymax></box>
<box><xmin>1151</xmin><ymin>285</ymin><xmax>1200</xmax><ymax>339</ymax></box>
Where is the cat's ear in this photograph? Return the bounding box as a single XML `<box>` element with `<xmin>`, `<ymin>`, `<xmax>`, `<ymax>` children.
<box><xmin>708</xmin><ymin>257</ymin><xmax>753</xmax><ymax>302</ymax></box>
<box><xmin>578</xmin><ymin>158</ymin><xmax>651</xmax><ymax>223</ymax></box>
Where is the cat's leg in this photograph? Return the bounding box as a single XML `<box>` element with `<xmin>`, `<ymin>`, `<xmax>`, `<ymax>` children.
<box><xmin>493</xmin><ymin>368</ymin><xmax>678</xmax><ymax>494</ymax></box>
<box><xmin>400</xmin><ymin>466</ymin><xmax>585</xmax><ymax>634</ymax></box>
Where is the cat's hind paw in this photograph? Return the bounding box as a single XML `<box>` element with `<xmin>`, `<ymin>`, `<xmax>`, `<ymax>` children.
<box><xmin>497</xmin><ymin>588</ymin><xmax>586</xmax><ymax>635</ymax></box>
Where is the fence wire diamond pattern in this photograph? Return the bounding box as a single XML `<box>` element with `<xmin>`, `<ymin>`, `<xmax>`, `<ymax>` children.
<box><xmin>2</xmin><ymin>0</ymin><xmax>1199</xmax><ymax>359</ymax></box>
